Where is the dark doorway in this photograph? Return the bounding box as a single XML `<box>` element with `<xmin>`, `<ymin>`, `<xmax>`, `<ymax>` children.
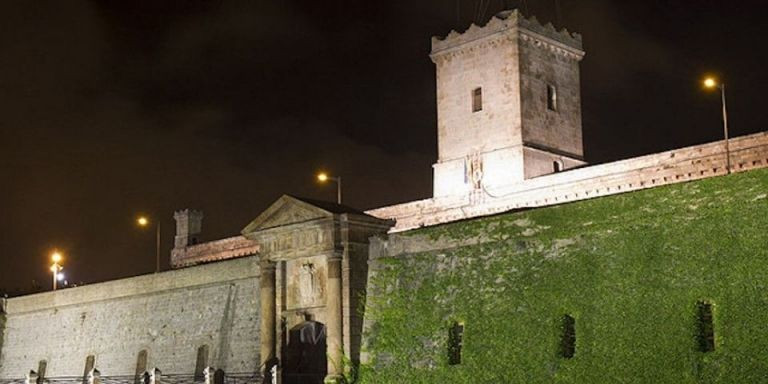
<box><xmin>282</xmin><ymin>321</ymin><xmax>327</xmax><ymax>384</ymax></box>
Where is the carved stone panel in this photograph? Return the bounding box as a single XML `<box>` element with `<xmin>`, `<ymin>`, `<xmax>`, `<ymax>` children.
<box><xmin>285</xmin><ymin>256</ymin><xmax>327</xmax><ymax>311</ymax></box>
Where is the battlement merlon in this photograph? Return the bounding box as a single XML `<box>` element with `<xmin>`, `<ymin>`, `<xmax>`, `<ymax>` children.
<box><xmin>430</xmin><ymin>9</ymin><xmax>584</xmax><ymax>60</ymax></box>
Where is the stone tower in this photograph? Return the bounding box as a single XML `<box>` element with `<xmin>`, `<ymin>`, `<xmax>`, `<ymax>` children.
<box><xmin>173</xmin><ymin>209</ymin><xmax>204</xmax><ymax>248</ymax></box>
<box><xmin>431</xmin><ymin>10</ymin><xmax>586</xmax><ymax>198</ymax></box>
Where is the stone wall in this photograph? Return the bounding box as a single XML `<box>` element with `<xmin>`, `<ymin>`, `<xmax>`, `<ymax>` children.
<box><xmin>358</xmin><ymin>167</ymin><xmax>768</xmax><ymax>383</ymax></box>
<box><xmin>0</xmin><ymin>257</ymin><xmax>261</xmax><ymax>379</ymax></box>
<box><xmin>518</xmin><ymin>22</ymin><xmax>584</xmax><ymax>158</ymax></box>
<box><xmin>368</xmin><ymin>131</ymin><xmax>768</xmax><ymax>232</ymax></box>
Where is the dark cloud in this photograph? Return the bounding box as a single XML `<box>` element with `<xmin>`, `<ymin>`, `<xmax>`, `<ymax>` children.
<box><xmin>1</xmin><ymin>0</ymin><xmax>766</xmax><ymax>293</ymax></box>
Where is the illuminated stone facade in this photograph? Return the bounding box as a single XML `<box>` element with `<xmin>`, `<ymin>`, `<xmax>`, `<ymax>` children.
<box><xmin>0</xmin><ymin>257</ymin><xmax>261</xmax><ymax>379</ymax></box>
<box><xmin>2</xmin><ymin>8</ymin><xmax>768</xmax><ymax>384</ymax></box>
<box><xmin>431</xmin><ymin>10</ymin><xmax>586</xmax><ymax>199</ymax></box>
<box><xmin>369</xmin><ymin>9</ymin><xmax>768</xmax><ymax>231</ymax></box>
<box><xmin>369</xmin><ymin>131</ymin><xmax>768</xmax><ymax>232</ymax></box>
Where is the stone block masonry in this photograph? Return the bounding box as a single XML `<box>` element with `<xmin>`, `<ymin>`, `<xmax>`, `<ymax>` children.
<box><xmin>430</xmin><ymin>10</ymin><xmax>586</xmax><ymax>198</ymax></box>
<box><xmin>0</xmin><ymin>256</ymin><xmax>261</xmax><ymax>379</ymax></box>
<box><xmin>368</xmin><ymin>131</ymin><xmax>768</xmax><ymax>232</ymax></box>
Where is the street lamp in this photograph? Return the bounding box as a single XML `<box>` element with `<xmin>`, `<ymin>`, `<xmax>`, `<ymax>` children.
<box><xmin>137</xmin><ymin>216</ymin><xmax>161</xmax><ymax>273</ymax></box>
<box><xmin>317</xmin><ymin>172</ymin><xmax>342</xmax><ymax>204</ymax></box>
<box><xmin>50</xmin><ymin>251</ymin><xmax>63</xmax><ymax>291</ymax></box>
<box><xmin>703</xmin><ymin>76</ymin><xmax>730</xmax><ymax>174</ymax></box>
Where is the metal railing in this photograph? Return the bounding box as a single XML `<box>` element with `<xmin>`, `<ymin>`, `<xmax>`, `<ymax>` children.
<box><xmin>0</xmin><ymin>379</ymin><xmax>25</xmax><ymax>384</ymax></box>
<box><xmin>0</xmin><ymin>373</ymin><xmax>263</xmax><ymax>384</ymax></box>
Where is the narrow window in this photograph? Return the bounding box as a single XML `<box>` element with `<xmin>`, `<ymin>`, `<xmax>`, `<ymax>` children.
<box><xmin>697</xmin><ymin>301</ymin><xmax>715</xmax><ymax>352</ymax></box>
<box><xmin>472</xmin><ymin>87</ymin><xmax>483</xmax><ymax>112</ymax></box>
<box><xmin>37</xmin><ymin>360</ymin><xmax>47</xmax><ymax>384</ymax></box>
<box><xmin>448</xmin><ymin>321</ymin><xmax>464</xmax><ymax>365</ymax></box>
<box><xmin>553</xmin><ymin>160</ymin><xmax>563</xmax><ymax>173</ymax></box>
<box><xmin>135</xmin><ymin>350</ymin><xmax>148</xmax><ymax>384</ymax></box>
<box><xmin>560</xmin><ymin>315</ymin><xmax>575</xmax><ymax>358</ymax></box>
<box><xmin>547</xmin><ymin>84</ymin><xmax>558</xmax><ymax>111</ymax></box>
<box><xmin>194</xmin><ymin>345</ymin><xmax>209</xmax><ymax>380</ymax></box>
<box><xmin>83</xmin><ymin>355</ymin><xmax>95</xmax><ymax>384</ymax></box>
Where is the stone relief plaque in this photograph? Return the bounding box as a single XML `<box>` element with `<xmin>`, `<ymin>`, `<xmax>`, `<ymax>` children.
<box><xmin>299</xmin><ymin>262</ymin><xmax>316</xmax><ymax>306</ymax></box>
<box><xmin>285</xmin><ymin>256</ymin><xmax>326</xmax><ymax>310</ymax></box>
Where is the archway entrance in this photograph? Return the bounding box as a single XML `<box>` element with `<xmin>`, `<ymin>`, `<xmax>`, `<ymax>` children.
<box><xmin>282</xmin><ymin>321</ymin><xmax>327</xmax><ymax>384</ymax></box>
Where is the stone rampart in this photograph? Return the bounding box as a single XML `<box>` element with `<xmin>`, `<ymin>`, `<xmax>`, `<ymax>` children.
<box><xmin>358</xmin><ymin>167</ymin><xmax>768</xmax><ymax>382</ymax></box>
<box><xmin>0</xmin><ymin>256</ymin><xmax>261</xmax><ymax>379</ymax></box>
<box><xmin>368</xmin><ymin>132</ymin><xmax>768</xmax><ymax>231</ymax></box>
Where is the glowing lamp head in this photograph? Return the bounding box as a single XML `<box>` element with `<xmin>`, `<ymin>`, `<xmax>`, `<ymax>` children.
<box><xmin>703</xmin><ymin>77</ymin><xmax>718</xmax><ymax>89</ymax></box>
<box><xmin>317</xmin><ymin>173</ymin><xmax>329</xmax><ymax>182</ymax></box>
<box><xmin>137</xmin><ymin>216</ymin><xmax>149</xmax><ymax>226</ymax></box>
<box><xmin>51</xmin><ymin>251</ymin><xmax>62</xmax><ymax>263</ymax></box>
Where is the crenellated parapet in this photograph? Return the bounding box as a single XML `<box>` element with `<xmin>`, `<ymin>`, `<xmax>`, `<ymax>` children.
<box><xmin>431</xmin><ymin>9</ymin><xmax>584</xmax><ymax>63</ymax></box>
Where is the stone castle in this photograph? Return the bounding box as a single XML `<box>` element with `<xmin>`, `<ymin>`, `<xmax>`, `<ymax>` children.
<box><xmin>2</xmin><ymin>9</ymin><xmax>767</xmax><ymax>384</ymax></box>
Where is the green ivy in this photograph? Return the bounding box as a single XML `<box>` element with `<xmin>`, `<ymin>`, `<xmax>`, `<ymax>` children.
<box><xmin>358</xmin><ymin>169</ymin><xmax>768</xmax><ymax>383</ymax></box>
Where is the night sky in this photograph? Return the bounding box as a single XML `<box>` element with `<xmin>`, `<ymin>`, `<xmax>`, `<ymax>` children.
<box><xmin>1</xmin><ymin>1</ymin><xmax>766</xmax><ymax>294</ymax></box>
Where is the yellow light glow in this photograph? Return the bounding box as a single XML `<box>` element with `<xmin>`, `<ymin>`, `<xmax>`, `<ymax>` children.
<box><xmin>317</xmin><ymin>173</ymin><xmax>329</xmax><ymax>182</ymax></box>
<box><xmin>51</xmin><ymin>251</ymin><xmax>62</xmax><ymax>263</ymax></box>
<box><xmin>137</xmin><ymin>216</ymin><xmax>149</xmax><ymax>226</ymax></box>
<box><xmin>703</xmin><ymin>77</ymin><xmax>717</xmax><ymax>88</ymax></box>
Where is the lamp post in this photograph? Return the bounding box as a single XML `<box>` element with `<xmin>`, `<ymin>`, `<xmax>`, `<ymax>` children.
<box><xmin>50</xmin><ymin>251</ymin><xmax>63</xmax><ymax>291</ymax></box>
<box><xmin>703</xmin><ymin>77</ymin><xmax>730</xmax><ymax>174</ymax></box>
<box><xmin>137</xmin><ymin>216</ymin><xmax>161</xmax><ymax>273</ymax></box>
<box><xmin>317</xmin><ymin>172</ymin><xmax>342</xmax><ymax>204</ymax></box>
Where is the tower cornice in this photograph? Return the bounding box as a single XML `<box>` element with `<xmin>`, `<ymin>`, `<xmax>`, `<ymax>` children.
<box><xmin>431</xmin><ymin>9</ymin><xmax>582</xmax><ymax>58</ymax></box>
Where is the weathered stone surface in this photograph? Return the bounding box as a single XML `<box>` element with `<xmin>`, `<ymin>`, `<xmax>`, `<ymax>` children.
<box><xmin>3</xmin><ymin>7</ymin><xmax>768</xmax><ymax>384</ymax></box>
<box><xmin>369</xmin><ymin>131</ymin><xmax>768</xmax><ymax>232</ymax></box>
<box><xmin>173</xmin><ymin>209</ymin><xmax>204</xmax><ymax>248</ymax></box>
<box><xmin>0</xmin><ymin>257</ymin><xmax>261</xmax><ymax>378</ymax></box>
<box><xmin>171</xmin><ymin>235</ymin><xmax>259</xmax><ymax>268</ymax></box>
<box><xmin>430</xmin><ymin>9</ymin><xmax>585</xmax><ymax>199</ymax></box>
<box><xmin>242</xmin><ymin>195</ymin><xmax>392</xmax><ymax>383</ymax></box>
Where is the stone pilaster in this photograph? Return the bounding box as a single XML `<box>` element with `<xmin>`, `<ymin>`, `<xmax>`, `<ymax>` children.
<box><xmin>259</xmin><ymin>259</ymin><xmax>277</xmax><ymax>379</ymax></box>
<box><xmin>324</xmin><ymin>252</ymin><xmax>344</xmax><ymax>383</ymax></box>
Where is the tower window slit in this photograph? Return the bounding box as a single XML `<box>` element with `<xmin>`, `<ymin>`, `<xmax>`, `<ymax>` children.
<box><xmin>472</xmin><ymin>87</ymin><xmax>483</xmax><ymax>112</ymax></box>
<box><xmin>547</xmin><ymin>84</ymin><xmax>558</xmax><ymax>111</ymax></box>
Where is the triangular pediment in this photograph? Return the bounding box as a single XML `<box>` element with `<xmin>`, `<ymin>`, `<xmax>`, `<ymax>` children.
<box><xmin>241</xmin><ymin>195</ymin><xmax>335</xmax><ymax>235</ymax></box>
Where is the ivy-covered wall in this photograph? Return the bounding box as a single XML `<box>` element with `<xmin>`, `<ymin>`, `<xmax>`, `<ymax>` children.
<box><xmin>359</xmin><ymin>168</ymin><xmax>768</xmax><ymax>383</ymax></box>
